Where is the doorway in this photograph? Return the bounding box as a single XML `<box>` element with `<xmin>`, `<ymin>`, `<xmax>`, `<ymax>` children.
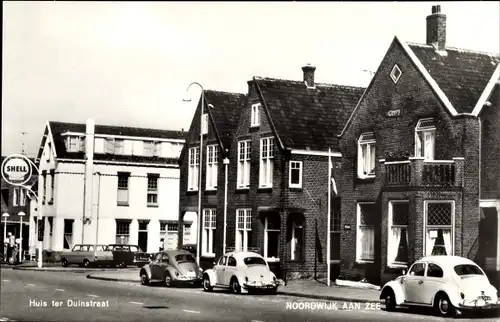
<box><xmin>138</xmin><ymin>220</ymin><xmax>149</xmax><ymax>252</ymax></box>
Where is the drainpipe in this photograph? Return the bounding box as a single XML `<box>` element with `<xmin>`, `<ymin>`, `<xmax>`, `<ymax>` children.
<box><xmin>223</xmin><ymin>157</ymin><xmax>230</xmax><ymax>254</ymax></box>
<box><xmin>82</xmin><ymin>119</ymin><xmax>95</xmax><ymax>244</ymax></box>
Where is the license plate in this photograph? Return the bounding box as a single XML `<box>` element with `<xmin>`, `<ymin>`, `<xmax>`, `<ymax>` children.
<box><xmin>186</xmin><ymin>271</ymin><xmax>196</xmax><ymax>278</ymax></box>
<box><xmin>479</xmin><ymin>296</ymin><xmax>491</xmax><ymax>301</ymax></box>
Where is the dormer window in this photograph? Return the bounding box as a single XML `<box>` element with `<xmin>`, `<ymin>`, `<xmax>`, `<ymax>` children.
<box><xmin>143</xmin><ymin>141</ymin><xmax>154</xmax><ymax>157</ymax></box>
<box><xmin>154</xmin><ymin>142</ymin><xmax>162</xmax><ymax>157</ymax></box>
<box><xmin>114</xmin><ymin>139</ymin><xmax>124</xmax><ymax>154</ymax></box>
<box><xmin>66</xmin><ymin>136</ymin><xmax>83</xmax><ymax>152</ymax></box>
<box><xmin>251</xmin><ymin>103</ymin><xmax>260</xmax><ymax>127</ymax></box>
<box><xmin>357</xmin><ymin>132</ymin><xmax>376</xmax><ymax>178</ymax></box>
<box><xmin>201</xmin><ymin>113</ymin><xmax>208</xmax><ymax>135</ymax></box>
<box><xmin>415</xmin><ymin>118</ymin><xmax>436</xmax><ymax>160</ymax></box>
<box><xmin>390</xmin><ymin>64</ymin><xmax>402</xmax><ymax>84</ymax></box>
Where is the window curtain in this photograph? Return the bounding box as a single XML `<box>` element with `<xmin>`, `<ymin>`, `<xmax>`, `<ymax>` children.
<box><xmin>416</xmin><ymin>133</ymin><xmax>422</xmax><ymax>157</ymax></box>
<box><xmin>369</xmin><ymin>144</ymin><xmax>375</xmax><ymax>173</ymax></box>
<box><xmin>424</xmin><ymin>131</ymin><xmax>435</xmax><ymax>160</ymax></box>
<box><xmin>442</xmin><ymin>230</ymin><xmax>452</xmax><ymax>256</ymax></box>
<box><xmin>388</xmin><ymin>227</ymin><xmax>401</xmax><ymax>264</ymax></box>
<box><xmin>360</xmin><ymin>227</ymin><xmax>374</xmax><ymax>260</ymax></box>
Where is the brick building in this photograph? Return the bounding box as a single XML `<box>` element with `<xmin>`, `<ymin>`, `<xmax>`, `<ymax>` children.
<box><xmin>338</xmin><ymin>5</ymin><xmax>500</xmax><ymax>286</ymax></box>
<box><xmin>178</xmin><ymin>70</ymin><xmax>364</xmax><ymax>279</ymax></box>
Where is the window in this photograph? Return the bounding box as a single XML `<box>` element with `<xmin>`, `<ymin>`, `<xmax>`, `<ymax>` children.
<box><xmin>237</xmin><ymin>140</ymin><xmax>251</xmax><ymax>188</ymax></box>
<box><xmin>143</xmin><ymin>141</ymin><xmax>154</xmax><ymax>157</ymax></box>
<box><xmin>454</xmin><ymin>264</ymin><xmax>484</xmax><ymax>276</ymax></box>
<box><xmin>409</xmin><ymin>263</ymin><xmax>426</xmax><ymax>276</ymax></box>
<box><xmin>228</xmin><ymin>256</ymin><xmax>237</xmax><ymax>266</ymax></box>
<box><xmin>117</xmin><ymin>172</ymin><xmax>130</xmax><ymax>205</ymax></box>
<box><xmin>41</xmin><ymin>171</ymin><xmax>47</xmax><ymax>204</ymax></box>
<box><xmin>259</xmin><ymin>137</ymin><xmax>274</xmax><ymax>188</ymax></box>
<box><xmin>236</xmin><ymin>209</ymin><xmax>252</xmax><ymax>252</ymax></box>
<box><xmin>217</xmin><ymin>256</ymin><xmax>227</xmax><ymax>266</ymax></box>
<box><xmin>390</xmin><ymin>64</ymin><xmax>402</xmax><ymax>83</ymax></box>
<box><xmin>104</xmin><ymin>138</ymin><xmax>114</xmax><ymax>154</ymax></box>
<box><xmin>147</xmin><ymin>174</ymin><xmax>159</xmax><ymax>206</ymax></box>
<box><xmin>357</xmin><ymin>132</ymin><xmax>376</xmax><ymax>178</ymax></box>
<box><xmin>289</xmin><ymin>161</ymin><xmax>302</xmax><ymax>188</ymax></box>
<box><xmin>66</xmin><ymin>136</ymin><xmax>82</xmax><ymax>152</ymax></box>
<box><xmin>290</xmin><ymin>219</ymin><xmax>304</xmax><ymax>261</ymax></box>
<box><xmin>356</xmin><ymin>202</ymin><xmax>376</xmax><ymax>262</ymax></box>
<box><xmin>388</xmin><ymin>201</ymin><xmax>409</xmax><ymax>266</ymax></box>
<box><xmin>427</xmin><ymin>263</ymin><xmax>444</xmax><ymax>278</ymax></box>
<box><xmin>115</xmin><ymin>220</ymin><xmax>130</xmax><ymax>244</ymax></box>
<box><xmin>114</xmin><ymin>139</ymin><xmax>124</xmax><ymax>154</ymax></box>
<box><xmin>159</xmin><ymin>222</ymin><xmax>166</xmax><ymax>250</ymax></box>
<box><xmin>166</xmin><ymin>223</ymin><xmax>178</xmax><ymax>250</ymax></box>
<box><xmin>72</xmin><ymin>245</ymin><xmax>81</xmax><ymax>252</ymax></box>
<box><xmin>425</xmin><ymin>201</ymin><xmax>453</xmax><ymax>256</ymax></box>
<box><xmin>49</xmin><ymin>170</ymin><xmax>55</xmax><ymax>203</ymax></box>
<box><xmin>154</xmin><ymin>142</ymin><xmax>162</xmax><ymax>157</ymax></box>
<box><xmin>183</xmin><ymin>224</ymin><xmax>191</xmax><ymax>245</ymax></box>
<box><xmin>202</xmin><ymin>209</ymin><xmax>216</xmax><ymax>256</ymax></box>
<box><xmin>63</xmin><ymin>219</ymin><xmax>73</xmax><ymax>250</ymax></box>
<box><xmin>415</xmin><ymin>118</ymin><xmax>436</xmax><ymax>160</ymax></box>
<box><xmin>13</xmin><ymin>188</ymin><xmax>20</xmax><ymax>206</ymax></box>
<box><xmin>251</xmin><ymin>103</ymin><xmax>260</xmax><ymax>127</ymax></box>
<box><xmin>264</xmin><ymin>215</ymin><xmax>280</xmax><ymax>261</ymax></box>
<box><xmin>202</xmin><ymin>113</ymin><xmax>208</xmax><ymax>135</ymax></box>
<box><xmin>206</xmin><ymin>145</ymin><xmax>218</xmax><ymax>190</ymax></box>
<box><xmin>188</xmin><ymin>147</ymin><xmax>200</xmax><ymax>191</ymax></box>
<box><xmin>330</xmin><ymin>202</ymin><xmax>341</xmax><ymax>261</ymax></box>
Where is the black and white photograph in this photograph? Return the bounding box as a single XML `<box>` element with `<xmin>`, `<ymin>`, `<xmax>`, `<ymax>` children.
<box><xmin>1</xmin><ymin>1</ymin><xmax>499</xmax><ymax>322</ymax></box>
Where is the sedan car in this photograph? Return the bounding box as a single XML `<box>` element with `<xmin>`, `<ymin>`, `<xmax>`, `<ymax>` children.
<box><xmin>139</xmin><ymin>250</ymin><xmax>203</xmax><ymax>287</ymax></box>
<box><xmin>107</xmin><ymin>244</ymin><xmax>150</xmax><ymax>268</ymax></box>
<box><xmin>202</xmin><ymin>251</ymin><xmax>282</xmax><ymax>294</ymax></box>
<box><xmin>380</xmin><ymin>255</ymin><xmax>500</xmax><ymax>317</ymax></box>
<box><xmin>60</xmin><ymin>244</ymin><xmax>114</xmax><ymax>268</ymax></box>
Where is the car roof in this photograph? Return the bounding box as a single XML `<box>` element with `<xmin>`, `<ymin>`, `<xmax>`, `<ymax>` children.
<box><xmin>156</xmin><ymin>250</ymin><xmax>192</xmax><ymax>257</ymax></box>
<box><xmin>417</xmin><ymin>255</ymin><xmax>478</xmax><ymax>267</ymax></box>
<box><xmin>108</xmin><ymin>244</ymin><xmax>139</xmax><ymax>247</ymax></box>
<box><xmin>223</xmin><ymin>251</ymin><xmax>264</xmax><ymax>259</ymax></box>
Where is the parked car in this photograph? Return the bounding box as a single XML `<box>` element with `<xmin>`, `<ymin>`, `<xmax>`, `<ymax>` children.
<box><xmin>107</xmin><ymin>244</ymin><xmax>150</xmax><ymax>268</ymax></box>
<box><xmin>179</xmin><ymin>244</ymin><xmax>196</xmax><ymax>255</ymax></box>
<box><xmin>139</xmin><ymin>250</ymin><xmax>203</xmax><ymax>287</ymax></box>
<box><xmin>380</xmin><ymin>255</ymin><xmax>500</xmax><ymax>317</ymax></box>
<box><xmin>60</xmin><ymin>244</ymin><xmax>114</xmax><ymax>268</ymax></box>
<box><xmin>202</xmin><ymin>251</ymin><xmax>282</xmax><ymax>294</ymax></box>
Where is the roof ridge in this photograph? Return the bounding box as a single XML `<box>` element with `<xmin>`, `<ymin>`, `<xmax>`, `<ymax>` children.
<box><xmin>407</xmin><ymin>41</ymin><xmax>499</xmax><ymax>58</ymax></box>
<box><xmin>49</xmin><ymin>121</ymin><xmax>188</xmax><ymax>134</ymax></box>
<box><xmin>204</xmin><ymin>89</ymin><xmax>247</xmax><ymax>96</ymax></box>
<box><xmin>253</xmin><ymin>76</ymin><xmax>364</xmax><ymax>90</ymax></box>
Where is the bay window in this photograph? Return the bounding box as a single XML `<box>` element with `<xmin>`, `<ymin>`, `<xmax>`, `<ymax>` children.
<box><xmin>206</xmin><ymin>145</ymin><xmax>218</xmax><ymax>190</ymax></box>
<box><xmin>236</xmin><ymin>209</ymin><xmax>252</xmax><ymax>251</ymax></box>
<box><xmin>415</xmin><ymin>118</ymin><xmax>435</xmax><ymax>160</ymax></box>
<box><xmin>425</xmin><ymin>201</ymin><xmax>454</xmax><ymax>256</ymax></box>
<box><xmin>356</xmin><ymin>202</ymin><xmax>376</xmax><ymax>262</ymax></box>
<box><xmin>357</xmin><ymin>132</ymin><xmax>376</xmax><ymax>178</ymax></box>
<box><xmin>188</xmin><ymin>147</ymin><xmax>200</xmax><ymax>191</ymax></box>
<box><xmin>259</xmin><ymin>137</ymin><xmax>274</xmax><ymax>188</ymax></box>
<box><xmin>237</xmin><ymin>140</ymin><xmax>251</xmax><ymax>188</ymax></box>
<box><xmin>202</xmin><ymin>209</ymin><xmax>216</xmax><ymax>256</ymax></box>
<box><xmin>388</xmin><ymin>201</ymin><xmax>409</xmax><ymax>266</ymax></box>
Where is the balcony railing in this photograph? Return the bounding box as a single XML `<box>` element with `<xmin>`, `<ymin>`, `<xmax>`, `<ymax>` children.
<box><xmin>382</xmin><ymin>157</ymin><xmax>464</xmax><ymax>187</ymax></box>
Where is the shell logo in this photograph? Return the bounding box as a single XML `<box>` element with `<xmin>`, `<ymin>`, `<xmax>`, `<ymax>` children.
<box><xmin>1</xmin><ymin>154</ymin><xmax>33</xmax><ymax>186</ymax></box>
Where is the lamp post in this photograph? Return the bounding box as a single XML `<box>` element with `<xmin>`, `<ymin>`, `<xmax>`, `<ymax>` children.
<box><xmin>223</xmin><ymin>157</ymin><xmax>229</xmax><ymax>254</ymax></box>
<box><xmin>18</xmin><ymin>211</ymin><xmax>25</xmax><ymax>263</ymax></box>
<box><xmin>183</xmin><ymin>82</ymin><xmax>205</xmax><ymax>266</ymax></box>
<box><xmin>2</xmin><ymin>213</ymin><xmax>9</xmax><ymax>261</ymax></box>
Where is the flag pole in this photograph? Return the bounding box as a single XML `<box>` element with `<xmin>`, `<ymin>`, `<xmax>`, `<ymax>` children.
<box><xmin>327</xmin><ymin>148</ymin><xmax>332</xmax><ymax>286</ymax></box>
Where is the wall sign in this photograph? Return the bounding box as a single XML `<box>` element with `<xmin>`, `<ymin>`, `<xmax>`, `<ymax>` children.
<box><xmin>387</xmin><ymin>109</ymin><xmax>401</xmax><ymax>117</ymax></box>
<box><xmin>344</xmin><ymin>224</ymin><xmax>352</xmax><ymax>230</ymax></box>
<box><xmin>1</xmin><ymin>154</ymin><xmax>33</xmax><ymax>186</ymax></box>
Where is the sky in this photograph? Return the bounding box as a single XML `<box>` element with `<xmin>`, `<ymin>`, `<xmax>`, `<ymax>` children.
<box><xmin>2</xmin><ymin>1</ymin><xmax>499</xmax><ymax>158</ymax></box>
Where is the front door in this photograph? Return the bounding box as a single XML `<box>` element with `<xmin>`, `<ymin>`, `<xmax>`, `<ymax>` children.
<box><xmin>405</xmin><ymin>262</ymin><xmax>426</xmax><ymax>303</ymax></box>
<box><xmin>215</xmin><ymin>256</ymin><xmax>228</xmax><ymax>286</ymax></box>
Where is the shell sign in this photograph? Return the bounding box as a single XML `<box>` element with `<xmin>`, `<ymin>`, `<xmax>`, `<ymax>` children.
<box><xmin>1</xmin><ymin>154</ymin><xmax>33</xmax><ymax>186</ymax></box>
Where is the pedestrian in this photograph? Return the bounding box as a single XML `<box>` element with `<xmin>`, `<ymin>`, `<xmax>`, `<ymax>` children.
<box><xmin>7</xmin><ymin>232</ymin><xmax>15</xmax><ymax>264</ymax></box>
<box><xmin>159</xmin><ymin>238</ymin><xmax>164</xmax><ymax>251</ymax></box>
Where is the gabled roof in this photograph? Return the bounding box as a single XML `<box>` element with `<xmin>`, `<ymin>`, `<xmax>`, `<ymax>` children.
<box><xmin>407</xmin><ymin>42</ymin><xmax>499</xmax><ymax>114</ymax></box>
<box><xmin>44</xmin><ymin>121</ymin><xmax>187</xmax><ymax>164</ymax></box>
<box><xmin>204</xmin><ymin>90</ymin><xmax>247</xmax><ymax>151</ymax></box>
<box><xmin>253</xmin><ymin>77</ymin><xmax>364</xmax><ymax>152</ymax></box>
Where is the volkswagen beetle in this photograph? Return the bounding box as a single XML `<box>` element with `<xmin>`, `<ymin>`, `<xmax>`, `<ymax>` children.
<box><xmin>139</xmin><ymin>250</ymin><xmax>203</xmax><ymax>287</ymax></box>
<box><xmin>202</xmin><ymin>251</ymin><xmax>282</xmax><ymax>294</ymax></box>
<box><xmin>380</xmin><ymin>255</ymin><xmax>500</xmax><ymax>317</ymax></box>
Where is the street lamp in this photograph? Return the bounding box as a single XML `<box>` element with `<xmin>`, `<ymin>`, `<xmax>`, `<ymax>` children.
<box><xmin>183</xmin><ymin>82</ymin><xmax>204</xmax><ymax>266</ymax></box>
<box><xmin>18</xmin><ymin>211</ymin><xmax>25</xmax><ymax>263</ymax></box>
<box><xmin>2</xmin><ymin>213</ymin><xmax>9</xmax><ymax>263</ymax></box>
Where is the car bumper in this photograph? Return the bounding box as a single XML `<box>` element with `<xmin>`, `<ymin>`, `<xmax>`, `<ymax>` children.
<box><xmin>173</xmin><ymin>277</ymin><xmax>202</xmax><ymax>284</ymax></box>
<box><xmin>243</xmin><ymin>282</ymin><xmax>279</xmax><ymax>289</ymax></box>
<box><xmin>458</xmin><ymin>300</ymin><xmax>500</xmax><ymax>310</ymax></box>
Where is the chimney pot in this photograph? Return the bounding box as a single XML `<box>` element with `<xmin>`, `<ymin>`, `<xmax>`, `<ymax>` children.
<box><xmin>302</xmin><ymin>64</ymin><xmax>316</xmax><ymax>88</ymax></box>
<box><xmin>426</xmin><ymin>5</ymin><xmax>446</xmax><ymax>50</ymax></box>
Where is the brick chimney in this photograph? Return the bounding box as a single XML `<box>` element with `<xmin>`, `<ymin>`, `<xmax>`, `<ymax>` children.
<box><xmin>426</xmin><ymin>5</ymin><xmax>446</xmax><ymax>50</ymax></box>
<box><xmin>302</xmin><ymin>64</ymin><xmax>316</xmax><ymax>88</ymax></box>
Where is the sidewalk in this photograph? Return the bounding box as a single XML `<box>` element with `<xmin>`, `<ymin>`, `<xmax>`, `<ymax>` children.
<box><xmin>86</xmin><ymin>270</ymin><xmax>382</xmax><ymax>303</ymax></box>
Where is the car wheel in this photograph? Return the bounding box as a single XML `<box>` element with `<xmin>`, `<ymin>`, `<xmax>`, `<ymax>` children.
<box><xmin>384</xmin><ymin>290</ymin><xmax>396</xmax><ymax>311</ymax></box>
<box><xmin>434</xmin><ymin>293</ymin><xmax>455</xmax><ymax>317</ymax></box>
<box><xmin>230</xmin><ymin>277</ymin><xmax>241</xmax><ymax>294</ymax></box>
<box><xmin>164</xmin><ymin>272</ymin><xmax>172</xmax><ymax>287</ymax></box>
<box><xmin>61</xmin><ymin>258</ymin><xmax>68</xmax><ymax>268</ymax></box>
<box><xmin>140</xmin><ymin>272</ymin><xmax>149</xmax><ymax>286</ymax></box>
<box><xmin>202</xmin><ymin>275</ymin><xmax>213</xmax><ymax>292</ymax></box>
<box><xmin>83</xmin><ymin>259</ymin><xmax>90</xmax><ymax>268</ymax></box>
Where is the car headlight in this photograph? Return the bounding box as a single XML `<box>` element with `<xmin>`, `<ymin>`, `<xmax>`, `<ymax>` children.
<box><xmin>175</xmin><ymin>271</ymin><xmax>179</xmax><ymax>277</ymax></box>
<box><xmin>460</xmin><ymin>292</ymin><xmax>465</xmax><ymax>299</ymax></box>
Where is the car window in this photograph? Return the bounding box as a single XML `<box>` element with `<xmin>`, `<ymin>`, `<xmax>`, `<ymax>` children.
<box><xmin>243</xmin><ymin>257</ymin><xmax>267</xmax><ymax>266</ymax></box>
<box><xmin>409</xmin><ymin>263</ymin><xmax>426</xmax><ymax>276</ymax></box>
<box><xmin>454</xmin><ymin>264</ymin><xmax>484</xmax><ymax>276</ymax></box>
<box><xmin>88</xmin><ymin>245</ymin><xmax>94</xmax><ymax>251</ymax></box>
<box><xmin>121</xmin><ymin>246</ymin><xmax>130</xmax><ymax>251</ymax></box>
<box><xmin>175</xmin><ymin>254</ymin><xmax>195</xmax><ymax>263</ymax></box>
<box><xmin>72</xmin><ymin>245</ymin><xmax>81</xmax><ymax>251</ymax></box>
<box><xmin>80</xmin><ymin>245</ymin><xmax>89</xmax><ymax>251</ymax></box>
<box><xmin>161</xmin><ymin>254</ymin><xmax>170</xmax><ymax>263</ymax></box>
<box><xmin>155</xmin><ymin>253</ymin><xmax>163</xmax><ymax>262</ymax></box>
<box><xmin>218</xmin><ymin>256</ymin><xmax>227</xmax><ymax>266</ymax></box>
<box><xmin>427</xmin><ymin>263</ymin><xmax>444</xmax><ymax>278</ymax></box>
<box><xmin>95</xmin><ymin>245</ymin><xmax>104</xmax><ymax>251</ymax></box>
<box><xmin>130</xmin><ymin>246</ymin><xmax>139</xmax><ymax>252</ymax></box>
<box><xmin>228</xmin><ymin>256</ymin><xmax>237</xmax><ymax>267</ymax></box>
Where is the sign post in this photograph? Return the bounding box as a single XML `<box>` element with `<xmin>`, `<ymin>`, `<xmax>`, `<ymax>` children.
<box><xmin>1</xmin><ymin>154</ymin><xmax>43</xmax><ymax>268</ymax></box>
